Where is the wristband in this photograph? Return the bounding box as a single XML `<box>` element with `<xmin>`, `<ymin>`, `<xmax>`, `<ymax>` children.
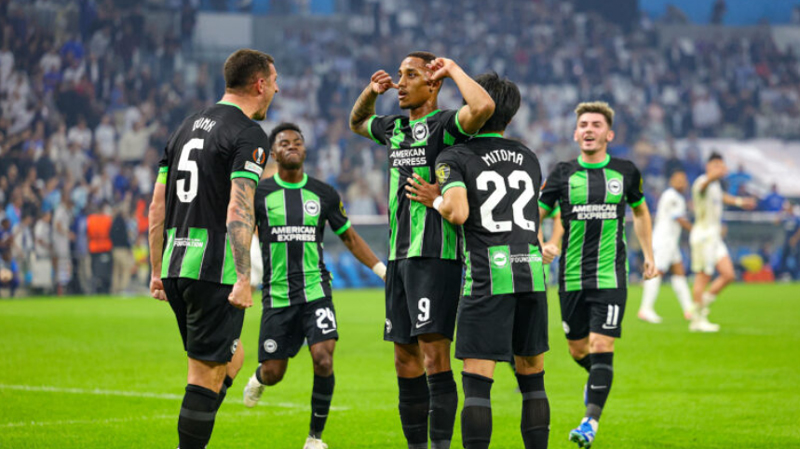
<box><xmin>372</xmin><ymin>262</ymin><xmax>387</xmax><ymax>279</ymax></box>
<box><xmin>432</xmin><ymin>195</ymin><xmax>444</xmax><ymax>212</ymax></box>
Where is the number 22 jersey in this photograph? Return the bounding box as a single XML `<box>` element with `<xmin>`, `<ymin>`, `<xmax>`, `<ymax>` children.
<box><xmin>158</xmin><ymin>102</ymin><xmax>269</xmax><ymax>285</ymax></box>
<box><xmin>436</xmin><ymin>133</ymin><xmax>546</xmax><ymax>297</ymax></box>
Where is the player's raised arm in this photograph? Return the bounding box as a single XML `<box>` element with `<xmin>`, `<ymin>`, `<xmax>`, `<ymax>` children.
<box><xmin>338</xmin><ymin>227</ymin><xmax>386</xmax><ymax>281</ymax></box>
<box><xmin>226</xmin><ymin>178</ymin><xmax>257</xmax><ymax>309</ymax></box>
<box><xmin>427</xmin><ymin>58</ymin><xmax>495</xmax><ymax>135</ymax></box>
<box><xmin>148</xmin><ymin>181</ymin><xmax>167</xmax><ymax>301</ymax></box>
<box><xmin>349</xmin><ymin>70</ymin><xmax>396</xmax><ymax>139</ymax></box>
<box><xmin>632</xmin><ymin>201</ymin><xmax>657</xmax><ymax>280</ymax></box>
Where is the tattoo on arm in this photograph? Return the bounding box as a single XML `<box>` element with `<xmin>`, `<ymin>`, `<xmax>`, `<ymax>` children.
<box><xmin>227</xmin><ymin>178</ymin><xmax>256</xmax><ymax>280</ymax></box>
<box><xmin>350</xmin><ymin>86</ymin><xmax>378</xmax><ymax>136</ymax></box>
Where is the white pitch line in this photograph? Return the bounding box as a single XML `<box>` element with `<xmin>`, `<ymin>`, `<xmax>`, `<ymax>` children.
<box><xmin>0</xmin><ymin>384</ymin><xmax>349</xmax><ymax>411</ymax></box>
<box><xmin>1</xmin><ymin>408</ymin><xmax>291</xmax><ymax>428</ymax></box>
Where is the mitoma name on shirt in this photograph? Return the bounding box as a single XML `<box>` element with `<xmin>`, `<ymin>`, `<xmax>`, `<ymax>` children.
<box><xmin>271</xmin><ymin>226</ymin><xmax>317</xmax><ymax>242</ymax></box>
<box><xmin>481</xmin><ymin>149</ymin><xmax>524</xmax><ymax>167</ymax></box>
<box><xmin>390</xmin><ymin>148</ymin><xmax>427</xmax><ymax>167</ymax></box>
<box><xmin>572</xmin><ymin>204</ymin><xmax>617</xmax><ymax>220</ymax></box>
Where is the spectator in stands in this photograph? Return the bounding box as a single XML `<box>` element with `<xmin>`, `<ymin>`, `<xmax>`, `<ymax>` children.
<box><xmin>67</xmin><ymin>116</ymin><xmax>93</xmax><ymax>152</ymax></box>
<box><xmin>94</xmin><ymin>114</ymin><xmax>116</xmax><ymax>160</ymax></box>
<box><xmin>86</xmin><ymin>202</ymin><xmax>113</xmax><ymax>294</ymax></box>
<box><xmin>110</xmin><ymin>202</ymin><xmax>133</xmax><ymax>294</ymax></box>
<box><xmin>52</xmin><ymin>193</ymin><xmax>74</xmax><ymax>296</ymax></box>
<box><xmin>32</xmin><ymin>209</ymin><xmax>53</xmax><ymax>292</ymax></box>
<box><xmin>760</xmin><ymin>184</ymin><xmax>786</xmax><ymax>212</ymax></box>
<box><xmin>0</xmin><ymin>250</ymin><xmax>20</xmax><ymax>297</ymax></box>
<box><xmin>726</xmin><ymin>163</ymin><xmax>752</xmax><ymax>196</ymax></box>
<box><xmin>775</xmin><ymin>203</ymin><xmax>800</xmax><ymax>280</ymax></box>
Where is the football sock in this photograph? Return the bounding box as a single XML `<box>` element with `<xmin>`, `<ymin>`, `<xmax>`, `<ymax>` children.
<box><xmin>254</xmin><ymin>365</ymin><xmax>265</xmax><ymax>385</ymax></box>
<box><xmin>214</xmin><ymin>375</ymin><xmax>233</xmax><ymax>411</ymax></box>
<box><xmin>428</xmin><ymin>370</ymin><xmax>458</xmax><ymax>449</ymax></box>
<box><xmin>310</xmin><ymin>374</ymin><xmax>335</xmax><ymax>439</ymax></box>
<box><xmin>178</xmin><ymin>384</ymin><xmax>219</xmax><ymax>449</ymax></box>
<box><xmin>585</xmin><ymin>353</ymin><xmax>614</xmax><ymax>421</ymax></box>
<box><xmin>574</xmin><ymin>355</ymin><xmax>592</xmax><ymax>373</ymax></box>
<box><xmin>461</xmin><ymin>372</ymin><xmax>493</xmax><ymax>449</ymax></box>
<box><xmin>671</xmin><ymin>275</ymin><xmax>693</xmax><ymax>313</ymax></box>
<box><xmin>398</xmin><ymin>374</ymin><xmax>429</xmax><ymax>449</ymax></box>
<box><xmin>640</xmin><ymin>276</ymin><xmax>661</xmax><ymax>312</ymax></box>
<box><xmin>516</xmin><ymin>371</ymin><xmax>550</xmax><ymax>449</ymax></box>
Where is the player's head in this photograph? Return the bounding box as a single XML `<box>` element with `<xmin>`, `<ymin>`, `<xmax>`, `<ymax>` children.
<box><xmin>574</xmin><ymin>102</ymin><xmax>615</xmax><ymax>154</ymax></box>
<box><xmin>706</xmin><ymin>151</ymin><xmax>727</xmax><ymax>175</ymax></box>
<box><xmin>668</xmin><ymin>168</ymin><xmax>688</xmax><ymax>192</ymax></box>
<box><xmin>269</xmin><ymin>122</ymin><xmax>306</xmax><ymax>170</ymax></box>
<box><xmin>471</xmin><ymin>72</ymin><xmax>520</xmax><ymax>134</ymax></box>
<box><xmin>397</xmin><ymin>51</ymin><xmax>439</xmax><ymax>110</ymax></box>
<box><xmin>224</xmin><ymin>49</ymin><xmax>279</xmax><ymax>120</ymax></box>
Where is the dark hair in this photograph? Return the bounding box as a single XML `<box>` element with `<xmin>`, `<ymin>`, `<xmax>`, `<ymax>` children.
<box><xmin>668</xmin><ymin>167</ymin><xmax>686</xmax><ymax>178</ymax></box>
<box><xmin>406</xmin><ymin>51</ymin><xmax>436</xmax><ymax>64</ymax></box>
<box><xmin>708</xmin><ymin>151</ymin><xmax>723</xmax><ymax>162</ymax></box>
<box><xmin>224</xmin><ymin>49</ymin><xmax>275</xmax><ymax>91</ymax></box>
<box><xmin>269</xmin><ymin>122</ymin><xmax>304</xmax><ymax>149</ymax></box>
<box><xmin>472</xmin><ymin>72</ymin><xmax>520</xmax><ymax>133</ymax></box>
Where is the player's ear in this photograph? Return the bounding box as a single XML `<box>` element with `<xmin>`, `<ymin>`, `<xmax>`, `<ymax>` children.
<box><xmin>606</xmin><ymin>129</ymin><xmax>615</xmax><ymax>143</ymax></box>
<box><xmin>428</xmin><ymin>78</ymin><xmax>442</xmax><ymax>92</ymax></box>
<box><xmin>573</xmin><ymin>128</ymin><xmax>580</xmax><ymax>142</ymax></box>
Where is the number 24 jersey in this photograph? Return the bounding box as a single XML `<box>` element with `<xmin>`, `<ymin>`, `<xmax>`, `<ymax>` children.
<box><xmin>436</xmin><ymin>134</ymin><xmax>546</xmax><ymax>297</ymax></box>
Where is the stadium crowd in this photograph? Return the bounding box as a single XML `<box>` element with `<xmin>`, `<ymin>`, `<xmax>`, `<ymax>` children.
<box><xmin>1</xmin><ymin>0</ymin><xmax>799</xmax><ymax>296</ymax></box>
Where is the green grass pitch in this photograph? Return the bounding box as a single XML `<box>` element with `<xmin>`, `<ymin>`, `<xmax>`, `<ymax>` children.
<box><xmin>1</xmin><ymin>283</ymin><xmax>799</xmax><ymax>448</ymax></box>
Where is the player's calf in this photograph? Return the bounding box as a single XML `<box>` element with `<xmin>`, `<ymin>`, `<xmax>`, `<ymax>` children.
<box><xmin>461</xmin><ymin>372</ymin><xmax>493</xmax><ymax>449</ymax></box>
<box><xmin>178</xmin><ymin>384</ymin><xmax>219</xmax><ymax>449</ymax></box>
<box><xmin>428</xmin><ymin>370</ymin><xmax>458</xmax><ymax>449</ymax></box>
<box><xmin>516</xmin><ymin>371</ymin><xmax>549</xmax><ymax>449</ymax></box>
<box><xmin>398</xmin><ymin>374</ymin><xmax>430</xmax><ymax>449</ymax></box>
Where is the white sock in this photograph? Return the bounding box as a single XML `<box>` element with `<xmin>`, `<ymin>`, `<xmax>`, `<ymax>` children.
<box><xmin>670</xmin><ymin>275</ymin><xmax>693</xmax><ymax>313</ymax></box>
<box><xmin>640</xmin><ymin>276</ymin><xmax>662</xmax><ymax>313</ymax></box>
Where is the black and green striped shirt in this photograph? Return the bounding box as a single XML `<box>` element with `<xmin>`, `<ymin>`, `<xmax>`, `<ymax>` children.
<box><xmin>539</xmin><ymin>155</ymin><xmax>645</xmax><ymax>292</ymax></box>
<box><xmin>159</xmin><ymin>102</ymin><xmax>269</xmax><ymax>284</ymax></box>
<box><xmin>436</xmin><ymin>134</ymin><xmax>546</xmax><ymax>297</ymax></box>
<box><xmin>254</xmin><ymin>173</ymin><xmax>351</xmax><ymax>308</ymax></box>
<box><xmin>367</xmin><ymin>108</ymin><xmax>473</xmax><ymax>261</ymax></box>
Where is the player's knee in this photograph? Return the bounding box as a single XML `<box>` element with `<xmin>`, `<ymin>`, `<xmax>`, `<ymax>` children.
<box><xmin>589</xmin><ymin>339</ymin><xmax>614</xmax><ymax>354</ymax></box>
<box><xmin>568</xmin><ymin>345</ymin><xmax>588</xmax><ymax>361</ymax></box>
<box><xmin>720</xmin><ymin>269</ymin><xmax>735</xmax><ymax>284</ymax></box>
<box><xmin>312</xmin><ymin>354</ymin><xmax>334</xmax><ymax>376</ymax></box>
<box><xmin>259</xmin><ymin>364</ymin><xmax>285</xmax><ymax>386</ymax></box>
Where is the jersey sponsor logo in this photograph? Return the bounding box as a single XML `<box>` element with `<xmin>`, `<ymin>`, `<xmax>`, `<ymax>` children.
<box><xmin>173</xmin><ymin>237</ymin><xmax>204</xmax><ymax>248</ymax></box>
<box><xmin>245</xmin><ymin>161</ymin><xmax>264</xmax><ymax>176</ymax></box>
<box><xmin>436</xmin><ymin>163</ymin><xmax>450</xmax><ymax>185</ymax></box>
<box><xmin>264</xmin><ymin>339</ymin><xmax>277</xmax><ymax>353</ymax></box>
<box><xmin>253</xmin><ymin>147</ymin><xmax>266</xmax><ymax>164</ymax></box>
<box><xmin>230</xmin><ymin>338</ymin><xmax>239</xmax><ymax>355</ymax></box>
<box><xmin>390</xmin><ymin>147</ymin><xmax>427</xmax><ymax>167</ymax></box>
<box><xmin>271</xmin><ymin>226</ymin><xmax>317</xmax><ymax>242</ymax></box>
<box><xmin>412</xmin><ymin>121</ymin><xmax>429</xmax><ymax>142</ymax></box>
<box><xmin>304</xmin><ymin>199</ymin><xmax>321</xmax><ymax>217</ymax></box>
<box><xmin>509</xmin><ymin>253</ymin><xmax>543</xmax><ymax>264</ymax></box>
<box><xmin>572</xmin><ymin>204</ymin><xmax>617</xmax><ymax>220</ymax></box>
<box><xmin>606</xmin><ymin>178</ymin><xmax>623</xmax><ymax>195</ymax></box>
<box><xmin>492</xmin><ymin>252</ymin><xmax>509</xmax><ymax>268</ymax></box>
<box><xmin>338</xmin><ymin>201</ymin><xmax>347</xmax><ymax>218</ymax></box>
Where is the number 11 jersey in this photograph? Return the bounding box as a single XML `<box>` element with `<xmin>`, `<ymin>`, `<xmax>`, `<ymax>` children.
<box><xmin>158</xmin><ymin>102</ymin><xmax>269</xmax><ymax>285</ymax></box>
<box><xmin>435</xmin><ymin>133</ymin><xmax>546</xmax><ymax>297</ymax></box>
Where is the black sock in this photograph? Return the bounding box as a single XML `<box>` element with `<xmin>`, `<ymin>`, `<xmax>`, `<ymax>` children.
<box><xmin>398</xmin><ymin>374</ymin><xmax>429</xmax><ymax>449</ymax></box>
<box><xmin>461</xmin><ymin>372</ymin><xmax>493</xmax><ymax>449</ymax></box>
<box><xmin>574</xmin><ymin>355</ymin><xmax>592</xmax><ymax>373</ymax></box>
<box><xmin>255</xmin><ymin>365</ymin><xmax>265</xmax><ymax>384</ymax></box>
<box><xmin>178</xmin><ymin>384</ymin><xmax>219</xmax><ymax>449</ymax></box>
<box><xmin>516</xmin><ymin>371</ymin><xmax>550</xmax><ymax>449</ymax></box>
<box><xmin>428</xmin><ymin>371</ymin><xmax>457</xmax><ymax>449</ymax></box>
<box><xmin>586</xmin><ymin>352</ymin><xmax>614</xmax><ymax>421</ymax></box>
<box><xmin>215</xmin><ymin>376</ymin><xmax>233</xmax><ymax>411</ymax></box>
<box><xmin>310</xmin><ymin>374</ymin><xmax>335</xmax><ymax>439</ymax></box>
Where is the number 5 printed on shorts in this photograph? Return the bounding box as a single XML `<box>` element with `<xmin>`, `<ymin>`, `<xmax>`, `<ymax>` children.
<box><xmin>416</xmin><ymin>297</ymin><xmax>431</xmax><ymax>329</ymax></box>
<box><xmin>316</xmin><ymin>307</ymin><xmax>337</xmax><ymax>334</ymax></box>
<box><xmin>602</xmin><ymin>304</ymin><xmax>620</xmax><ymax>330</ymax></box>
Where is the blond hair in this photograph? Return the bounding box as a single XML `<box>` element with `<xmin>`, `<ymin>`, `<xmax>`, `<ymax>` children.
<box><xmin>575</xmin><ymin>101</ymin><xmax>615</xmax><ymax>127</ymax></box>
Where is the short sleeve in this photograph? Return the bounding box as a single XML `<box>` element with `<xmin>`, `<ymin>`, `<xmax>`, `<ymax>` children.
<box><xmin>625</xmin><ymin>163</ymin><xmax>645</xmax><ymax>208</ymax></box>
<box><xmin>157</xmin><ymin>146</ymin><xmax>169</xmax><ymax>184</ymax></box>
<box><xmin>231</xmin><ymin>125</ymin><xmax>270</xmax><ymax>185</ymax></box>
<box><xmin>367</xmin><ymin>115</ymin><xmax>399</xmax><ymax>146</ymax></box>
<box><xmin>435</xmin><ymin>149</ymin><xmax>466</xmax><ymax>195</ymax></box>
<box><xmin>538</xmin><ymin>164</ymin><xmax>563</xmax><ymax>212</ymax></box>
<box><xmin>440</xmin><ymin>107</ymin><xmax>475</xmax><ymax>145</ymax></box>
<box><xmin>324</xmin><ymin>186</ymin><xmax>351</xmax><ymax>235</ymax></box>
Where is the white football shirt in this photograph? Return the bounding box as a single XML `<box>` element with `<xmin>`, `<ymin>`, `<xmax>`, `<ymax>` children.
<box><xmin>692</xmin><ymin>174</ymin><xmax>724</xmax><ymax>237</ymax></box>
<box><xmin>653</xmin><ymin>187</ymin><xmax>687</xmax><ymax>246</ymax></box>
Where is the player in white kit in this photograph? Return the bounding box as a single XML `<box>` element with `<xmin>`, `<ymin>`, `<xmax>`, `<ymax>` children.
<box><xmin>689</xmin><ymin>153</ymin><xmax>755</xmax><ymax>332</ymax></box>
<box><xmin>638</xmin><ymin>169</ymin><xmax>693</xmax><ymax>323</ymax></box>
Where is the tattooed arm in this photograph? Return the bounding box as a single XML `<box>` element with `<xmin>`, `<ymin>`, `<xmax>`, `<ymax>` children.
<box><xmin>226</xmin><ymin>177</ymin><xmax>257</xmax><ymax>309</ymax></box>
<box><xmin>350</xmin><ymin>70</ymin><xmax>396</xmax><ymax>139</ymax></box>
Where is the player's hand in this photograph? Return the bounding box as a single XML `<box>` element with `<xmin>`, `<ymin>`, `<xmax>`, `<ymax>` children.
<box><xmin>541</xmin><ymin>243</ymin><xmax>560</xmax><ymax>265</ymax></box>
<box><xmin>740</xmin><ymin>197</ymin><xmax>757</xmax><ymax>210</ymax></box>
<box><xmin>228</xmin><ymin>279</ymin><xmax>253</xmax><ymax>310</ymax></box>
<box><xmin>642</xmin><ymin>258</ymin><xmax>657</xmax><ymax>280</ymax></box>
<box><xmin>405</xmin><ymin>173</ymin><xmax>441</xmax><ymax>208</ymax></box>
<box><xmin>150</xmin><ymin>277</ymin><xmax>167</xmax><ymax>302</ymax></box>
<box><xmin>370</xmin><ymin>70</ymin><xmax>397</xmax><ymax>95</ymax></box>
<box><xmin>426</xmin><ymin>57</ymin><xmax>460</xmax><ymax>81</ymax></box>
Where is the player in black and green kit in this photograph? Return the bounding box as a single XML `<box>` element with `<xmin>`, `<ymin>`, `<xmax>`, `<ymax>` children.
<box><xmin>538</xmin><ymin>102</ymin><xmax>656</xmax><ymax>448</ymax></box>
<box><xmin>241</xmin><ymin>123</ymin><xmax>385</xmax><ymax>449</ymax></box>
<box><xmin>407</xmin><ymin>73</ymin><xmax>551</xmax><ymax>449</ymax></box>
<box><xmin>148</xmin><ymin>49</ymin><xmax>278</xmax><ymax>449</ymax></box>
<box><xmin>350</xmin><ymin>52</ymin><xmax>495</xmax><ymax>449</ymax></box>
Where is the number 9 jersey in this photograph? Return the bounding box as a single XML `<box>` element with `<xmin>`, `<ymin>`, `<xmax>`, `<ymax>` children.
<box><xmin>435</xmin><ymin>133</ymin><xmax>546</xmax><ymax>297</ymax></box>
<box><xmin>157</xmin><ymin>102</ymin><xmax>269</xmax><ymax>285</ymax></box>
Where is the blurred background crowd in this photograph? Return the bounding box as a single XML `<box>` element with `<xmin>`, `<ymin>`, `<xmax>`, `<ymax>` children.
<box><xmin>1</xmin><ymin>0</ymin><xmax>799</xmax><ymax>296</ymax></box>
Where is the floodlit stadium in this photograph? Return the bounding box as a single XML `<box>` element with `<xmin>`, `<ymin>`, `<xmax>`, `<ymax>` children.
<box><xmin>1</xmin><ymin>1</ymin><xmax>799</xmax><ymax>448</ymax></box>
